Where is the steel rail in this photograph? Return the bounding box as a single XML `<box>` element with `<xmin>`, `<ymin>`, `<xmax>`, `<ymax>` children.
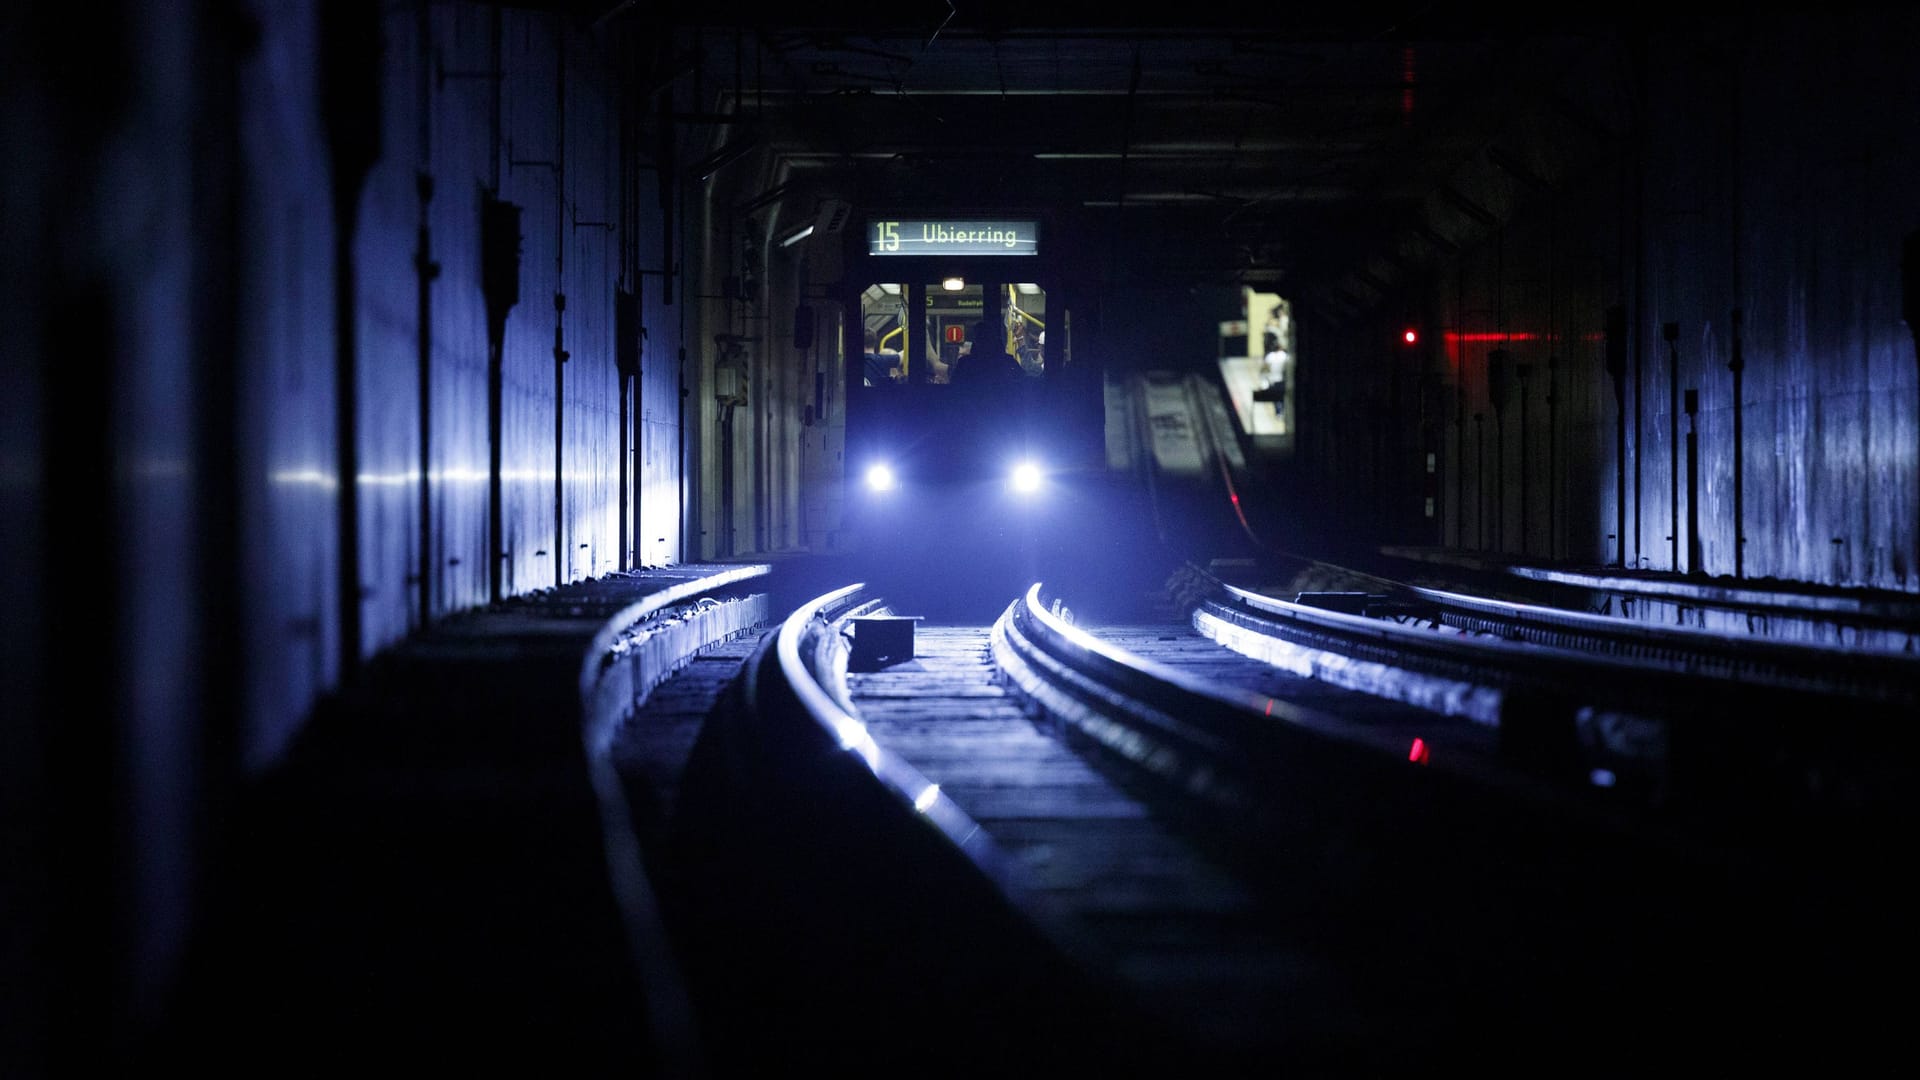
<box><xmin>1405</xmin><ymin>580</ymin><xmax>1920</xmax><ymax>706</ymax></box>
<box><xmin>756</xmin><ymin>582</ymin><xmax>1119</xmax><ymax>971</ymax></box>
<box><xmin>1199</xmin><ymin>562</ymin><xmax>1920</xmax><ymax>711</ymax></box>
<box><xmin>1183</xmin><ymin>563</ymin><xmax>1920</xmax><ymax>820</ymax></box>
<box><xmin>991</xmin><ymin>581</ymin><xmax>1656</xmax><ymax>840</ymax></box>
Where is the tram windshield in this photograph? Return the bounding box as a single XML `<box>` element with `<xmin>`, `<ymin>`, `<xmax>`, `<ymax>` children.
<box><xmin>859</xmin><ymin>280</ymin><xmax>1052</xmax><ymax>388</ymax></box>
<box><xmin>927</xmin><ymin>280</ymin><xmax>1047</xmax><ymax>384</ymax></box>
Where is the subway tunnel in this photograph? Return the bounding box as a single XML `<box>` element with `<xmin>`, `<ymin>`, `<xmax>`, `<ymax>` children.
<box><xmin>7</xmin><ymin>2</ymin><xmax>1920</xmax><ymax>1075</ymax></box>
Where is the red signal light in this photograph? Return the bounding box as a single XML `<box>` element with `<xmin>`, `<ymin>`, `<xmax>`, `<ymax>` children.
<box><xmin>1402</xmin><ymin>329</ymin><xmax>1419</xmax><ymax>345</ymax></box>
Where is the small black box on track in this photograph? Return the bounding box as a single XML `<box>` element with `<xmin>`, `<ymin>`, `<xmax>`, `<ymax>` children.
<box><xmin>848</xmin><ymin>615</ymin><xmax>920</xmax><ymax>670</ymax></box>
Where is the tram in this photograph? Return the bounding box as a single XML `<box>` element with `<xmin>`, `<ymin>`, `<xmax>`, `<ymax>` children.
<box><xmin>837</xmin><ymin>210</ymin><xmax>1107</xmax><ymax>609</ymax></box>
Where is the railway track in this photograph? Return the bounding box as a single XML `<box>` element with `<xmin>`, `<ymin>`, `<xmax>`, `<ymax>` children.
<box><xmin>1174</xmin><ymin>560</ymin><xmax>1920</xmax><ymax>826</ymax></box>
<box><xmin>654</xmin><ymin>575</ymin><xmax>1911</xmax><ymax>1074</ymax></box>
<box><xmin>1207</xmin><ymin>559</ymin><xmax>1920</xmax><ymax>706</ymax></box>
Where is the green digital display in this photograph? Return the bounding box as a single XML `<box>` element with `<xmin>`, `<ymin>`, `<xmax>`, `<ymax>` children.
<box><xmin>868</xmin><ymin>218</ymin><xmax>1040</xmax><ymax>256</ymax></box>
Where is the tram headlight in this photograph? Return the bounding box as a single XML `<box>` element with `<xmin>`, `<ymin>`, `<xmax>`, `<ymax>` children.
<box><xmin>864</xmin><ymin>462</ymin><xmax>897</xmax><ymax>493</ymax></box>
<box><xmin>1008</xmin><ymin>460</ymin><xmax>1044</xmax><ymax>495</ymax></box>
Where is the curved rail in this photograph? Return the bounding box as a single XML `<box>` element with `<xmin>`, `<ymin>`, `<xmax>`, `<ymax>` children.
<box><xmin>1195</xmin><ymin>561</ymin><xmax>1920</xmax><ymax>721</ymax></box>
<box><xmin>992</xmin><ymin>581</ymin><xmax>1651</xmax><ymax>845</ymax></box>
<box><xmin>769</xmin><ymin>583</ymin><xmax>1029</xmax><ymax>883</ymax></box>
<box><xmin>1196</xmin><ymin>567</ymin><xmax>1689</xmax><ymax>723</ymax></box>
<box><xmin>1400</xmin><ymin>579</ymin><xmax>1920</xmax><ymax>706</ymax></box>
<box><xmin>1377</xmin><ymin>544</ymin><xmax>1920</xmax><ymax>634</ymax></box>
<box><xmin>1181</xmin><ymin>562</ymin><xmax>1920</xmax><ymax>821</ymax></box>
<box><xmin>572</xmin><ymin>563</ymin><xmax>772</xmax><ymax>1078</ymax></box>
<box><xmin>746</xmin><ymin>583</ymin><xmax>1121</xmax><ymax>976</ymax></box>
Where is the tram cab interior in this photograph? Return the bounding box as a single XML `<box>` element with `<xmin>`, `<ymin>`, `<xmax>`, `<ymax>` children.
<box><xmin>857</xmin><ymin>278</ymin><xmax>1051</xmax><ymax>391</ymax></box>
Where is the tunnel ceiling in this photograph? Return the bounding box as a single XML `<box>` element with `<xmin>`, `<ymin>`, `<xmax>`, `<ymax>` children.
<box><xmin>590</xmin><ymin>2</ymin><xmax>1630</xmax><ymax>313</ymax></box>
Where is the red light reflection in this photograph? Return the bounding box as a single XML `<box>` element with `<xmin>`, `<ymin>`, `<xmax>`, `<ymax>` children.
<box><xmin>1443</xmin><ymin>332</ymin><xmax>1539</xmax><ymax>344</ymax></box>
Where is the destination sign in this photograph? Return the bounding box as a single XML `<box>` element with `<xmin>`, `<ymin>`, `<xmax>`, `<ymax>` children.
<box><xmin>869</xmin><ymin>218</ymin><xmax>1039</xmax><ymax>256</ymax></box>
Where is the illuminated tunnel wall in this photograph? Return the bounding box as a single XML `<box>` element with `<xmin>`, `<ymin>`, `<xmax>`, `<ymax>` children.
<box><xmin>234</xmin><ymin>3</ymin><xmax>656</xmax><ymax>767</ymax></box>
<box><xmin>2</xmin><ymin>3</ymin><xmax>691</xmax><ymax>1058</ymax></box>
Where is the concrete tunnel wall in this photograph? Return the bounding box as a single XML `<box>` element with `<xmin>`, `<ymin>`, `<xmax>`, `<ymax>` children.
<box><xmin>3</xmin><ymin>2</ymin><xmax>695</xmax><ymax>1065</ymax></box>
<box><xmin>1300</xmin><ymin>11</ymin><xmax>1920</xmax><ymax>591</ymax></box>
<box><xmin>234</xmin><ymin>1</ymin><xmax>663</xmax><ymax>775</ymax></box>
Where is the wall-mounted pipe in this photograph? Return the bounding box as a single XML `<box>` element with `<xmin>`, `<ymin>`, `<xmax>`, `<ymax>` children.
<box><xmin>679</xmin><ymin>344</ymin><xmax>690</xmax><ymax>560</ymax></box>
<box><xmin>414</xmin><ymin>172</ymin><xmax>439</xmax><ymax>627</ymax></box>
<box><xmin>1903</xmin><ymin>231</ymin><xmax>1919</xmax><ymax>584</ymax></box>
<box><xmin>1488</xmin><ymin>348</ymin><xmax>1510</xmax><ymax>553</ymax></box>
<box><xmin>1729</xmin><ymin>307</ymin><xmax>1745</xmax><ymax>578</ymax></box>
<box><xmin>1546</xmin><ymin>350</ymin><xmax>1558</xmax><ymax>561</ymax></box>
<box><xmin>1389</xmin><ymin>325</ymin><xmax>1405</xmax><ymax>537</ymax></box>
<box><xmin>1546</xmin><ymin>187</ymin><xmax>1558</xmax><ymax>561</ymax></box>
<box><xmin>321</xmin><ymin>0</ymin><xmax>383</xmax><ymax>677</ymax></box>
<box><xmin>554</xmin><ymin>291</ymin><xmax>570</xmax><ymax>588</ymax></box>
<box><xmin>616</xmin><ymin>287</ymin><xmax>640</xmax><ymax>570</ymax></box>
<box><xmin>1493</xmin><ymin>232</ymin><xmax>1507</xmax><ymax>554</ymax></box>
<box><xmin>480</xmin><ymin>194</ymin><xmax>523</xmax><ymax>603</ymax></box>
<box><xmin>1727</xmin><ymin>64</ymin><xmax>1745</xmax><ymax>579</ymax></box>
<box><xmin>1517</xmin><ymin>361</ymin><xmax>1532</xmax><ymax>556</ymax></box>
<box><xmin>1632</xmin><ymin>272</ymin><xmax>1644</xmax><ymax>568</ymax></box>
<box><xmin>556</xmin><ymin>21</ymin><xmax>567</xmax><ymax>588</ymax></box>
<box><xmin>1664</xmin><ymin>321</ymin><xmax>1680</xmax><ymax>572</ymax></box>
<box><xmin>617</xmin><ymin>31</ymin><xmax>634</xmax><ymax>569</ymax></box>
<box><xmin>1452</xmin><ymin>276</ymin><xmax>1467</xmax><ymax>549</ymax></box>
<box><xmin>1604</xmin><ymin>304</ymin><xmax>1628</xmax><ymax>567</ymax></box>
<box><xmin>1685</xmin><ymin>388</ymin><xmax>1702</xmax><ymax>575</ymax></box>
<box><xmin>1630</xmin><ymin>34</ymin><xmax>1648</xmax><ymax>570</ymax></box>
<box><xmin>413</xmin><ymin>3</ymin><xmax>436</xmax><ymax>630</ymax></box>
<box><xmin>719</xmin><ymin>398</ymin><xmax>737</xmax><ymax>558</ymax></box>
<box><xmin>1474</xmin><ymin>411</ymin><xmax>1487</xmax><ymax>551</ymax></box>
